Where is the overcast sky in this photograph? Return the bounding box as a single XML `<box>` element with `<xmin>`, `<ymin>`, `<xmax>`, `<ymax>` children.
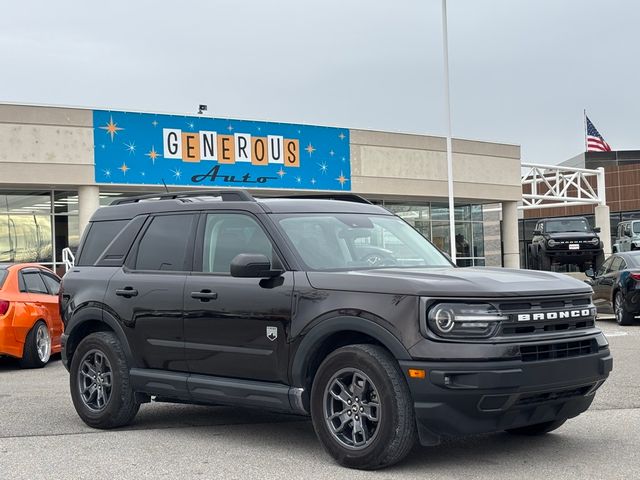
<box><xmin>1</xmin><ymin>0</ymin><xmax>638</xmax><ymax>164</ymax></box>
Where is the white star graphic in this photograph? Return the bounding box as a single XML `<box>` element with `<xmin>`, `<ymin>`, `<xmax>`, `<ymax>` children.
<box><xmin>103</xmin><ymin>169</ymin><xmax>111</xmax><ymax>178</ymax></box>
<box><xmin>101</xmin><ymin>144</ymin><xmax>106</xmax><ymax>149</ymax></box>
<box><xmin>152</xmin><ymin>120</ymin><xmax>159</xmax><ymax>127</ymax></box>
<box><xmin>310</xmin><ymin>178</ymin><xmax>317</xmax><ymax>185</ymax></box>
<box><xmin>329</xmin><ymin>150</ymin><xmax>335</xmax><ymax>156</ymax></box>
<box><xmin>187</xmin><ymin>122</ymin><xmax>195</xmax><ymax>130</ymax></box>
<box><xmin>124</xmin><ymin>141</ymin><xmax>136</xmax><ymax>154</ymax></box>
<box><xmin>227</xmin><ymin>125</ymin><xmax>234</xmax><ymax>132</ymax></box>
<box><xmin>338</xmin><ymin>132</ymin><xmax>346</xmax><ymax>140</ymax></box>
<box><xmin>141</xmin><ymin>172</ymin><xmax>146</xmax><ymax>177</ymax></box>
<box><xmin>171</xmin><ymin>168</ymin><xmax>182</xmax><ymax>180</ymax></box>
<box><xmin>318</xmin><ymin>162</ymin><xmax>329</xmax><ymax>174</ymax></box>
<box><xmin>295</xmin><ymin>176</ymin><xmax>302</xmax><ymax>183</ymax></box>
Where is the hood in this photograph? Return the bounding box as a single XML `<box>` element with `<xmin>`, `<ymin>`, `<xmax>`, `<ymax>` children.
<box><xmin>545</xmin><ymin>232</ymin><xmax>598</xmax><ymax>240</ymax></box>
<box><xmin>306</xmin><ymin>267</ymin><xmax>592</xmax><ymax>298</ymax></box>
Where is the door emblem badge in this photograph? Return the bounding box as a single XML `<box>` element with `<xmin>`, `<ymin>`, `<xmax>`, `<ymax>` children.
<box><xmin>266</xmin><ymin>326</ymin><xmax>278</xmax><ymax>341</ymax></box>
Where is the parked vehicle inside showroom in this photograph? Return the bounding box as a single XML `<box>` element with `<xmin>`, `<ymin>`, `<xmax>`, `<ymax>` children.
<box><xmin>529</xmin><ymin>216</ymin><xmax>604</xmax><ymax>272</ymax></box>
<box><xmin>585</xmin><ymin>251</ymin><xmax>640</xmax><ymax>325</ymax></box>
<box><xmin>60</xmin><ymin>190</ymin><xmax>612</xmax><ymax>470</ymax></box>
<box><xmin>0</xmin><ymin>263</ymin><xmax>63</xmax><ymax>367</ymax></box>
<box><xmin>612</xmin><ymin>220</ymin><xmax>640</xmax><ymax>253</ymax></box>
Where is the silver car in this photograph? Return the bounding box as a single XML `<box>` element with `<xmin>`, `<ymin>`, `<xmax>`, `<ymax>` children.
<box><xmin>613</xmin><ymin>220</ymin><xmax>640</xmax><ymax>252</ymax></box>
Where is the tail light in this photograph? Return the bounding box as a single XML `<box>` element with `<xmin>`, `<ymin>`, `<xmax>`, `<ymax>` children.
<box><xmin>0</xmin><ymin>299</ymin><xmax>9</xmax><ymax>316</ymax></box>
<box><xmin>630</xmin><ymin>272</ymin><xmax>640</xmax><ymax>281</ymax></box>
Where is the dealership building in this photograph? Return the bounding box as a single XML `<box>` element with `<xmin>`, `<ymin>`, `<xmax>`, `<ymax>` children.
<box><xmin>0</xmin><ymin>103</ymin><xmax>522</xmax><ymax>274</ymax></box>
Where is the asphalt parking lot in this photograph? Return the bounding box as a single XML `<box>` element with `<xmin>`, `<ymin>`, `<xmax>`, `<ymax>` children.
<box><xmin>1</xmin><ymin>318</ymin><xmax>639</xmax><ymax>480</ymax></box>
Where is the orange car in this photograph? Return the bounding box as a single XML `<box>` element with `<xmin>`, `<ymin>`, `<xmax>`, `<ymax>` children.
<box><xmin>0</xmin><ymin>263</ymin><xmax>63</xmax><ymax>368</ymax></box>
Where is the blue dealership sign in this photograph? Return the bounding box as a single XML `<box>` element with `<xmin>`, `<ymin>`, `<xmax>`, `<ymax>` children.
<box><xmin>93</xmin><ymin>110</ymin><xmax>351</xmax><ymax>191</ymax></box>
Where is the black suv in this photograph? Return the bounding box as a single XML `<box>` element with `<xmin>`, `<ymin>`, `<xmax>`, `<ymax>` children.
<box><xmin>529</xmin><ymin>216</ymin><xmax>604</xmax><ymax>271</ymax></box>
<box><xmin>60</xmin><ymin>191</ymin><xmax>612</xmax><ymax>470</ymax></box>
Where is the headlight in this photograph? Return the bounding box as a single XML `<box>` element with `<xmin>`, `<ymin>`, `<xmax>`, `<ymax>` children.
<box><xmin>590</xmin><ymin>237</ymin><xmax>600</xmax><ymax>245</ymax></box>
<box><xmin>427</xmin><ymin>303</ymin><xmax>503</xmax><ymax>338</ymax></box>
<box><xmin>547</xmin><ymin>239</ymin><xmax>558</xmax><ymax>247</ymax></box>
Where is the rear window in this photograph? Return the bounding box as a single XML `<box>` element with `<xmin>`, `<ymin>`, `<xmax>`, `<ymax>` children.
<box><xmin>76</xmin><ymin>220</ymin><xmax>129</xmax><ymax>266</ymax></box>
<box><xmin>0</xmin><ymin>270</ymin><xmax>7</xmax><ymax>289</ymax></box>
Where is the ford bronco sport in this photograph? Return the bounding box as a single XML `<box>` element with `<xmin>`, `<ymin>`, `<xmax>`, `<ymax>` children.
<box><xmin>60</xmin><ymin>190</ymin><xmax>612</xmax><ymax>470</ymax></box>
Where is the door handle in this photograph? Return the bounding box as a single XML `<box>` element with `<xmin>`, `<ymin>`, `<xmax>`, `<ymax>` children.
<box><xmin>191</xmin><ymin>290</ymin><xmax>218</xmax><ymax>301</ymax></box>
<box><xmin>115</xmin><ymin>287</ymin><xmax>138</xmax><ymax>298</ymax></box>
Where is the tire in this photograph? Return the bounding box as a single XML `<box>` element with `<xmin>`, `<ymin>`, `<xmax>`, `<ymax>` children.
<box><xmin>539</xmin><ymin>254</ymin><xmax>552</xmax><ymax>271</ymax></box>
<box><xmin>505</xmin><ymin>418</ymin><xmax>566</xmax><ymax>435</ymax></box>
<box><xmin>310</xmin><ymin>344</ymin><xmax>416</xmax><ymax>470</ymax></box>
<box><xmin>69</xmin><ymin>331</ymin><xmax>140</xmax><ymax>429</ymax></box>
<box><xmin>614</xmin><ymin>291</ymin><xmax>635</xmax><ymax>326</ymax></box>
<box><xmin>19</xmin><ymin>320</ymin><xmax>51</xmax><ymax>369</ymax></box>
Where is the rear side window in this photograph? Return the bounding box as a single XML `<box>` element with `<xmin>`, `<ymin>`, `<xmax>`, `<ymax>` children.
<box><xmin>22</xmin><ymin>271</ymin><xmax>48</xmax><ymax>294</ymax></box>
<box><xmin>41</xmin><ymin>272</ymin><xmax>61</xmax><ymax>295</ymax></box>
<box><xmin>76</xmin><ymin>220</ymin><xmax>129</xmax><ymax>266</ymax></box>
<box><xmin>135</xmin><ymin>214</ymin><xmax>196</xmax><ymax>271</ymax></box>
<box><xmin>0</xmin><ymin>270</ymin><xmax>7</xmax><ymax>290</ymax></box>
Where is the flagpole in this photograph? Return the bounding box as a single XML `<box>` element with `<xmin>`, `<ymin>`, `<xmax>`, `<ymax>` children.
<box><xmin>442</xmin><ymin>0</ymin><xmax>456</xmax><ymax>264</ymax></box>
<box><xmin>583</xmin><ymin>109</ymin><xmax>587</xmax><ymax>153</ymax></box>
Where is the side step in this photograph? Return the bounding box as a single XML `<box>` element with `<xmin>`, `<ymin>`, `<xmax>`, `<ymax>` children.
<box><xmin>130</xmin><ymin>368</ymin><xmax>307</xmax><ymax>415</ymax></box>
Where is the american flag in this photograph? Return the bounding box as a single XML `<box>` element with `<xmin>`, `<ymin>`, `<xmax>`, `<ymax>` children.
<box><xmin>585</xmin><ymin>115</ymin><xmax>611</xmax><ymax>152</ymax></box>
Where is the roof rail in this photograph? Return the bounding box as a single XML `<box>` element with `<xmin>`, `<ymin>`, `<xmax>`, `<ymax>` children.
<box><xmin>274</xmin><ymin>193</ymin><xmax>373</xmax><ymax>204</ymax></box>
<box><xmin>111</xmin><ymin>189</ymin><xmax>255</xmax><ymax>205</ymax></box>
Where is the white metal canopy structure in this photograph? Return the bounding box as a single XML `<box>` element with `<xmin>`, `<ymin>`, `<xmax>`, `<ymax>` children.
<box><xmin>520</xmin><ymin>162</ymin><xmax>611</xmax><ymax>256</ymax></box>
<box><xmin>520</xmin><ymin>163</ymin><xmax>606</xmax><ymax>210</ymax></box>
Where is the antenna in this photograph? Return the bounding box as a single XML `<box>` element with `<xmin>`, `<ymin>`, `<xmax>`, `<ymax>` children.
<box><xmin>161</xmin><ymin>179</ymin><xmax>170</xmax><ymax>193</ymax></box>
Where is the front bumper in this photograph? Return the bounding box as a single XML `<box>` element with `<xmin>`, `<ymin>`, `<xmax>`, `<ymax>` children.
<box><xmin>399</xmin><ymin>348</ymin><xmax>612</xmax><ymax>446</ymax></box>
<box><xmin>544</xmin><ymin>249</ymin><xmax>601</xmax><ymax>262</ymax></box>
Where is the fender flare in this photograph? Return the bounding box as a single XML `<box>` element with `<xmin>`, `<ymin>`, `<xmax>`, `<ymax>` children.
<box><xmin>64</xmin><ymin>305</ymin><xmax>134</xmax><ymax>366</ymax></box>
<box><xmin>290</xmin><ymin>316</ymin><xmax>411</xmax><ymax>386</ymax></box>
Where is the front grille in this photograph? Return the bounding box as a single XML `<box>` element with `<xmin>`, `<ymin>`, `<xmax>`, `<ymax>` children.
<box><xmin>514</xmin><ymin>384</ymin><xmax>595</xmax><ymax>407</ymax></box>
<box><xmin>520</xmin><ymin>339</ymin><xmax>598</xmax><ymax>362</ymax></box>
<box><xmin>496</xmin><ymin>295</ymin><xmax>595</xmax><ymax>338</ymax></box>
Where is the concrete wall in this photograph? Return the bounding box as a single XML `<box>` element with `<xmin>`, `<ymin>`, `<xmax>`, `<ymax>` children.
<box><xmin>350</xmin><ymin>129</ymin><xmax>521</xmax><ymax>203</ymax></box>
<box><xmin>0</xmin><ymin>104</ymin><xmax>94</xmax><ymax>187</ymax></box>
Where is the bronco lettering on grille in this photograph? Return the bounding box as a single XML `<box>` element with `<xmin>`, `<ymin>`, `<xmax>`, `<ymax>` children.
<box><xmin>517</xmin><ymin>309</ymin><xmax>592</xmax><ymax>322</ymax></box>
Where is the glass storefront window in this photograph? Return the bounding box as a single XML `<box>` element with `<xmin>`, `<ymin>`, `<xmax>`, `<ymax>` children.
<box><xmin>0</xmin><ymin>214</ymin><xmax>52</xmax><ymax>263</ymax></box>
<box><xmin>0</xmin><ymin>192</ymin><xmax>52</xmax><ymax>214</ymax></box>
<box><xmin>53</xmin><ymin>192</ymin><xmax>79</xmax><ymax>214</ymax></box>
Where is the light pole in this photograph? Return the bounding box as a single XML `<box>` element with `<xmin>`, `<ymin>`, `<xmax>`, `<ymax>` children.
<box><xmin>441</xmin><ymin>0</ymin><xmax>456</xmax><ymax>263</ymax></box>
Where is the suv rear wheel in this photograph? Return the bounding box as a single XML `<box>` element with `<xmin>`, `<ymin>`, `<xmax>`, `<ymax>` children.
<box><xmin>310</xmin><ymin>344</ymin><xmax>416</xmax><ymax>470</ymax></box>
<box><xmin>70</xmin><ymin>331</ymin><xmax>140</xmax><ymax>429</ymax></box>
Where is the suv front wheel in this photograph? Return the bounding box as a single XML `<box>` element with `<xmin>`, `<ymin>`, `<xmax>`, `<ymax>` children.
<box><xmin>70</xmin><ymin>331</ymin><xmax>140</xmax><ymax>429</ymax></box>
<box><xmin>310</xmin><ymin>344</ymin><xmax>416</xmax><ymax>470</ymax></box>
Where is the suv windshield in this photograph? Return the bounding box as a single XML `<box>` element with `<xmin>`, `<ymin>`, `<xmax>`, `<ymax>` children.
<box><xmin>634</xmin><ymin>222</ymin><xmax>640</xmax><ymax>234</ymax></box>
<box><xmin>276</xmin><ymin>213</ymin><xmax>451</xmax><ymax>271</ymax></box>
<box><xmin>545</xmin><ymin>218</ymin><xmax>590</xmax><ymax>233</ymax></box>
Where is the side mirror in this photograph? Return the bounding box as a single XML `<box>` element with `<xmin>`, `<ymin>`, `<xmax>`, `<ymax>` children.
<box><xmin>533</xmin><ymin>229</ymin><xmax>542</xmax><ymax>236</ymax></box>
<box><xmin>593</xmin><ymin>227</ymin><xmax>601</xmax><ymax>233</ymax></box>
<box><xmin>230</xmin><ymin>254</ymin><xmax>283</xmax><ymax>278</ymax></box>
<box><xmin>585</xmin><ymin>268</ymin><xmax>595</xmax><ymax>279</ymax></box>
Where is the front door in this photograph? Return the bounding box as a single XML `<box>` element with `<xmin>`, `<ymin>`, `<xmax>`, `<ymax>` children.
<box><xmin>184</xmin><ymin>212</ymin><xmax>293</xmax><ymax>383</ymax></box>
<box><xmin>104</xmin><ymin>213</ymin><xmax>198</xmax><ymax>372</ymax></box>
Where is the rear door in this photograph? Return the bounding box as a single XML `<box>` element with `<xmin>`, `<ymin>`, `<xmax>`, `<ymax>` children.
<box><xmin>19</xmin><ymin>269</ymin><xmax>57</xmax><ymax>343</ymax></box>
<box><xmin>104</xmin><ymin>213</ymin><xmax>198</xmax><ymax>372</ymax></box>
<box><xmin>183</xmin><ymin>211</ymin><xmax>293</xmax><ymax>383</ymax></box>
<box><xmin>39</xmin><ymin>270</ymin><xmax>63</xmax><ymax>349</ymax></box>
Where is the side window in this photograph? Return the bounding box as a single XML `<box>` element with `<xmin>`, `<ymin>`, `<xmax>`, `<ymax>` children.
<box><xmin>596</xmin><ymin>257</ymin><xmax>613</xmax><ymax>276</ymax></box>
<box><xmin>135</xmin><ymin>214</ymin><xmax>196</xmax><ymax>271</ymax></box>
<box><xmin>76</xmin><ymin>220</ymin><xmax>129</xmax><ymax>266</ymax></box>
<box><xmin>624</xmin><ymin>224</ymin><xmax>632</xmax><ymax>237</ymax></box>
<box><xmin>202</xmin><ymin>213</ymin><xmax>274</xmax><ymax>274</ymax></box>
<box><xmin>41</xmin><ymin>272</ymin><xmax>61</xmax><ymax>295</ymax></box>
<box><xmin>609</xmin><ymin>257</ymin><xmax>623</xmax><ymax>273</ymax></box>
<box><xmin>21</xmin><ymin>271</ymin><xmax>48</xmax><ymax>294</ymax></box>
<box><xmin>618</xmin><ymin>259</ymin><xmax>627</xmax><ymax>271</ymax></box>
